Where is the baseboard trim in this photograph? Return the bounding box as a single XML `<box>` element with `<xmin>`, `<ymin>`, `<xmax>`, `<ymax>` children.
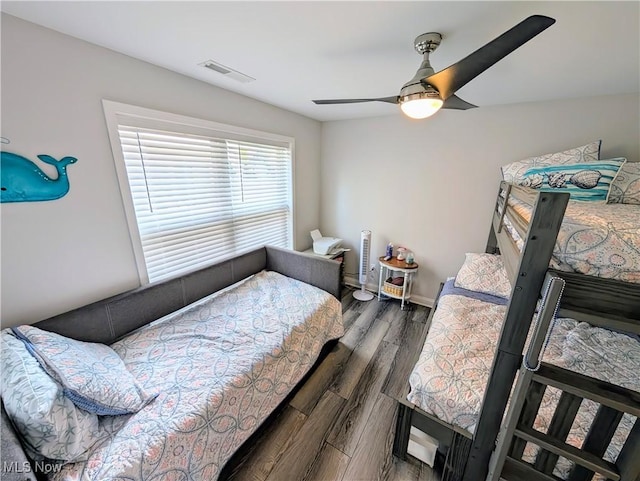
<box><xmin>344</xmin><ymin>276</ymin><xmax>434</xmax><ymax>308</ymax></box>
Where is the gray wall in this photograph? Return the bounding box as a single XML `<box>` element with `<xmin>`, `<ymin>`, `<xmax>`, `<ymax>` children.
<box><xmin>320</xmin><ymin>94</ymin><xmax>639</xmax><ymax>304</ymax></box>
<box><xmin>0</xmin><ymin>14</ymin><xmax>322</xmax><ymax>326</ymax></box>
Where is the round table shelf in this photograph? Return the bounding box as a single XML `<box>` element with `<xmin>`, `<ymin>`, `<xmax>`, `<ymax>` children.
<box><xmin>378</xmin><ymin>256</ymin><xmax>418</xmax><ymax>310</ymax></box>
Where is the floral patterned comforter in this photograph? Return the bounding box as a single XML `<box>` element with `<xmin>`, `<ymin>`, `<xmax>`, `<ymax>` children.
<box><xmin>407</xmin><ymin>289</ymin><xmax>639</xmax><ymax>478</ymax></box>
<box><xmin>507</xmin><ymin>198</ymin><xmax>640</xmax><ymax>283</ymax></box>
<box><xmin>51</xmin><ymin>270</ymin><xmax>343</xmax><ymax>481</ymax></box>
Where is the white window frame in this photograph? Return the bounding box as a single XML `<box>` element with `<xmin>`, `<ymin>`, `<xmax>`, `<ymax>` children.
<box><xmin>102</xmin><ymin>100</ymin><xmax>295</xmax><ymax>284</ymax></box>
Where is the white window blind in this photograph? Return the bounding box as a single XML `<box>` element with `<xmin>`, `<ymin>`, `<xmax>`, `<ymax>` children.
<box><xmin>112</xmin><ymin>118</ymin><xmax>292</xmax><ymax>283</ymax></box>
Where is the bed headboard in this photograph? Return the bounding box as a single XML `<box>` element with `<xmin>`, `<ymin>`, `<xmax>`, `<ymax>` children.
<box><xmin>33</xmin><ymin>247</ymin><xmax>269</xmax><ymax>344</ymax></box>
<box><xmin>32</xmin><ymin>245</ymin><xmax>341</xmax><ymax>344</ymax></box>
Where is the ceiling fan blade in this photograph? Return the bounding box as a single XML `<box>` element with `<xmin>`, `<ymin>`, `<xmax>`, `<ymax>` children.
<box><xmin>426</xmin><ymin>15</ymin><xmax>555</xmax><ymax>100</ymax></box>
<box><xmin>442</xmin><ymin>95</ymin><xmax>477</xmax><ymax>110</ymax></box>
<box><xmin>313</xmin><ymin>96</ymin><xmax>399</xmax><ymax>105</ymax></box>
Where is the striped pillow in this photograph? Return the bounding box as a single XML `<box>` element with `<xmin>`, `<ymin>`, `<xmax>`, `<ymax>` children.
<box><xmin>520</xmin><ymin>158</ymin><xmax>626</xmax><ymax>202</ymax></box>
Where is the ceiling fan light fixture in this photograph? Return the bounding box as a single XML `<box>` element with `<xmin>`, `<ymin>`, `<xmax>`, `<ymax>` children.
<box><xmin>400</xmin><ymin>91</ymin><xmax>443</xmax><ymax>119</ymax></box>
<box><xmin>312</xmin><ymin>16</ymin><xmax>555</xmax><ymax>119</ymax></box>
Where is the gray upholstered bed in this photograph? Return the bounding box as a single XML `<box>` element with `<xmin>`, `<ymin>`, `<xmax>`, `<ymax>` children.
<box><xmin>1</xmin><ymin>246</ymin><xmax>342</xmax><ymax>481</ymax></box>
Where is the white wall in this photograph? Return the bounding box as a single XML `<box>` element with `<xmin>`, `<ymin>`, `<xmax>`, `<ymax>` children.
<box><xmin>320</xmin><ymin>94</ymin><xmax>639</xmax><ymax>305</ymax></box>
<box><xmin>0</xmin><ymin>14</ymin><xmax>322</xmax><ymax>326</ymax></box>
<box><xmin>2</xmin><ymin>15</ymin><xmax>638</xmax><ymax>325</ymax></box>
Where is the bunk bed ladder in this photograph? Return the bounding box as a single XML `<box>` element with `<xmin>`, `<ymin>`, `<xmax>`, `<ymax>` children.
<box><xmin>463</xmin><ymin>183</ymin><xmax>570</xmax><ymax>481</ymax></box>
<box><xmin>528</xmin><ymin>366</ymin><xmax>640</xmax><ymax>481</ymax></box>
<box><xmin>487</xmin><ymin>274</ymin><xmax>565</xmax><ymax>481</ymax></box>
<box><xmin>494</xmin><ymin>374</ymin><xmax>640</xmax><ymax>481</ymax></box>
<box><xmin>486</xmin><ymin>275</ymin><xmax>640</xmax><ymax>481</ymax></box>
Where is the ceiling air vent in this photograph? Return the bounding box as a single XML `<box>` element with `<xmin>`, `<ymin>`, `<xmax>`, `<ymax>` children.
<box><xmin>199</xmin><ymin>60</ymin><xmax>255</xmax><ymax>83</ymax></box>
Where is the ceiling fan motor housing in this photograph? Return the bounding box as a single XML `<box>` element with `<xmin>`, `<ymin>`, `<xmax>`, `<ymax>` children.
<box><xmin>399</xmin><ymin>82</ymin><xmax>441</xmax><ymax>102</ymax></box>
<box><xmin>400</xmin><ymin>32</ymin><xmax>444</xmax><ymax>99</ymax></box>
<box><xmin>414</xmin><ymin>32</ymin><xmax>442</xmax><ymax>54</ymax></box>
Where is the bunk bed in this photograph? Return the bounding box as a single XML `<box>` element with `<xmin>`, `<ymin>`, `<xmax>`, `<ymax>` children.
<box><xmin>393</xmin><ymin>181</ymin><xmax>640</xmax><ymax>481</ymax></box>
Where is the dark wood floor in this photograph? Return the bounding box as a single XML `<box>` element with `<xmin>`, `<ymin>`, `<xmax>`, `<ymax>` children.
<box><xmin>227</xmin><ymin>287</ymin><xmax>438</xmax><ymax>481</ymax></box>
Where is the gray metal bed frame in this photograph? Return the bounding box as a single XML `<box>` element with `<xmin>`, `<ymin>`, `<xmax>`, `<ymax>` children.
<box><xmin>393</xmin><ymin>181</ymin><xmax>640</xmax><ymax>481</ymax></box>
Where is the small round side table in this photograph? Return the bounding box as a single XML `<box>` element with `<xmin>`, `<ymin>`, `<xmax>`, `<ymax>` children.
<box><xmin>377</xmin><ymin>256</ymin><xmax>419</xmax><ymax>310</ymax></box>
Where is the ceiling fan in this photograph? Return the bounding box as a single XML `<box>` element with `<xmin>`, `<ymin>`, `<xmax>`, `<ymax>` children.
<box><xmin>313</xmin><ymin>15</ymin><xmax>555</xmax><ymax>119</ymax></box>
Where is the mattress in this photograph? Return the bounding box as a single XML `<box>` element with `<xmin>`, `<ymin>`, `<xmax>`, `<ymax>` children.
<box><xmin>504</xmin><ymin>198</ymin><xmax>640</xmax><ymax>283</ymax></box>
<box><xmin>407</xmin><ymin>282</ymin><xmax>639</xmax><ymax>478</ymax></box>
<box><xmin>50</xmin><ymin>270</ymin><xmax>344</xmax><ymax>481</ymax></box>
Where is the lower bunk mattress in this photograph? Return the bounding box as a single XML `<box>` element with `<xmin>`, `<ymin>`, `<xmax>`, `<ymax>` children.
<box><xmin>407</xmin><ymin>280</ymin><xmax>639</xmax><ymax>478</ymax></box>
<box><xmin>49</xmin><ymin>270</ymin><xmax>343</xmax><ymax>481</ymax></box>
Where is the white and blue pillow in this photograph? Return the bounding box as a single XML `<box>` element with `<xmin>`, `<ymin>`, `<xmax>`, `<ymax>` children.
<box><xmin>454</xmin><ymin>253</ymin><xmax>512</xmax><ymax>299</ymax></box>
<box><xmin>1</xmin><ymin>330</ymin><xmax>101</xmax><ymax>462</ymax></box>
<box><xmin>11</xmin><ymin>325</ymin><xmax>157</xmax><ymax>416</ymax></box>
<box><xmin>608</xmin><ymin>161</ymin><xmax>640</xmax><ymax>205</ymax></box>
<box><xmin>501</xmin><ymin>141</ymin><xmax>602</xmax><ymax>184</ymax></box>
<box><xmin>519</xmin><ymin>158</ymin><xmax>627</xmax><ymax>202</ymax></box>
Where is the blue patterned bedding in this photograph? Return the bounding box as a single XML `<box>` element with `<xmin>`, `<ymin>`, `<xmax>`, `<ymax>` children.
<box><xmin>505</xmin><ymin>198</ymin><xmax>640</xmax><ymax>283</ymax></box>
<box><xmin>50</xmin><ymin>270</ymin><xmax>343</xmax><ymax>481</ymax></box>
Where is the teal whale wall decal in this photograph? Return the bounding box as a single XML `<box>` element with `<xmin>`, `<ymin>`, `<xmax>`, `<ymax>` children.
<box><xmin>1</xmin><ymin>151</ymin><xmax>78</xmax><ymax>203</ymax></box>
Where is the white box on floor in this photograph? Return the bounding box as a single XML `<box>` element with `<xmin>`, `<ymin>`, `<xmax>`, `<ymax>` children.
<box><xmin>407</xmin><ymin>426</ymin><xmax>439</xmax><ymax>467</ymax></box>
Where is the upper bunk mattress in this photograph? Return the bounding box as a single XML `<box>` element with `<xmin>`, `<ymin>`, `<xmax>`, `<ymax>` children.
<box><xmin>505</xmin><ymin>199</ymin><xmax>640</xmax><ymax>283</ymax></box>
<box><xmin>50</xmin><ymin>270</ymin><xmax>343</xmax><ymax>481</ymax></box>
<box><xmin>407</xmin><ymin>283</ymin><xmax>639</xmax><ymax>478</ymax></box>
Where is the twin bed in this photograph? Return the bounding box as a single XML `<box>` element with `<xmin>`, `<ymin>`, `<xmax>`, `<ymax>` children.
<box><xmin>1</xmin><ymin>246</ymin><xmax>343</xmax><ymax>481</ymax></box>
<box><xmin>49</xmin><ymin>271</ymin><xmax>343</xmax><ymax>481</ymax></box>
<box><xmin>394</xmin><ymin>181</ymin><xmax>640</xmax><ymax>481</ymax></box>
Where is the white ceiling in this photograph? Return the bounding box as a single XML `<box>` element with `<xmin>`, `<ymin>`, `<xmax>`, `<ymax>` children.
<box><xmin>2</xmin><ymin>1</ymin><xmax>639</xmax><ymax>122</ymax></box>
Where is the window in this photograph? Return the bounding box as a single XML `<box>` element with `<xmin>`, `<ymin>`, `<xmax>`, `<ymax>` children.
<box><xmin>103</xmin><ymin>101</ymin><xmax>293</xmax><ymax>284</ymax></box>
